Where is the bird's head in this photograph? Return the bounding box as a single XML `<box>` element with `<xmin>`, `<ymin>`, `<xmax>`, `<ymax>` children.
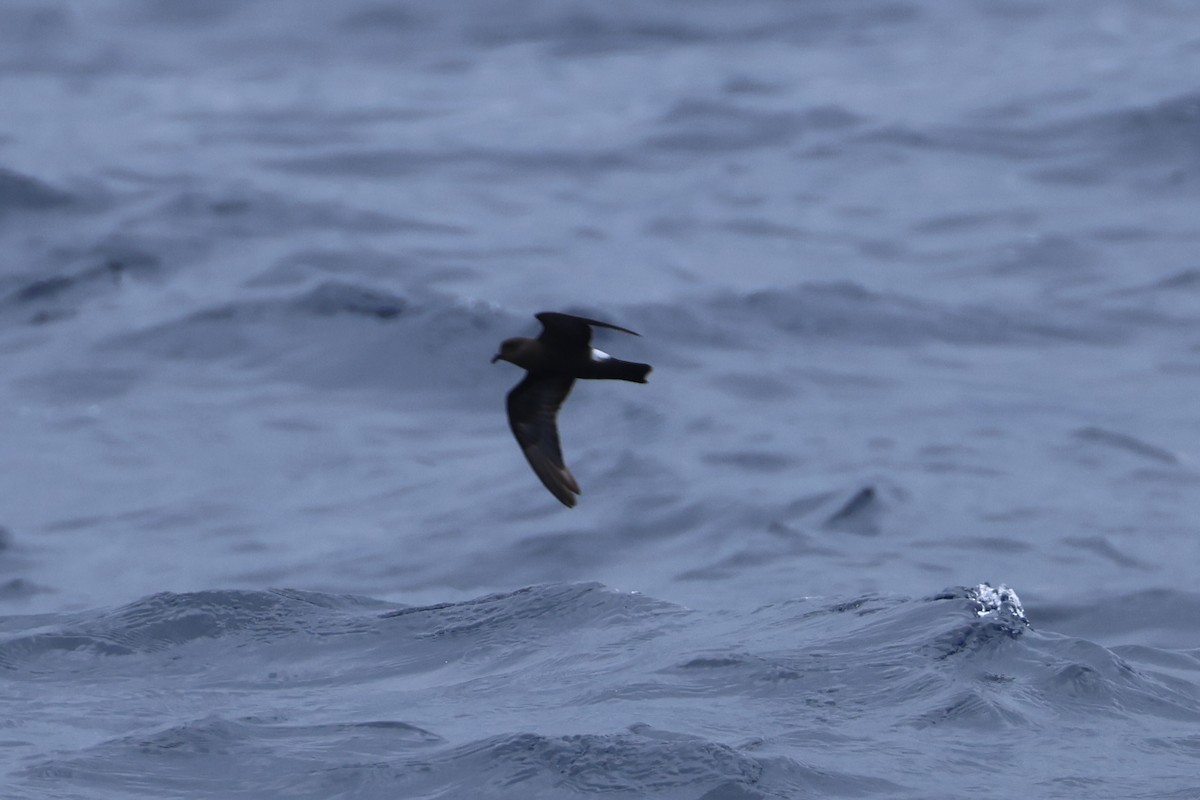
<box><xmin>491</xmin><ymin>337</ymin><xmax>538</xmax><ymax>367</ymax></box>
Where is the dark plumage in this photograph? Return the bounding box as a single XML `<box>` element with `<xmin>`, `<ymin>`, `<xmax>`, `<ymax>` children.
<box><xmin>492</xmin><ymin>312</ymin><xmax>651</xmax><ymax>507</ymax></box>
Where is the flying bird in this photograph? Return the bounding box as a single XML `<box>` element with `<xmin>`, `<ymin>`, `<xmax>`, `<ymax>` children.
<box><xmin>492</xmin><ymin>311</ymin><xmax>651</xmax><ymax>507</ymax></box>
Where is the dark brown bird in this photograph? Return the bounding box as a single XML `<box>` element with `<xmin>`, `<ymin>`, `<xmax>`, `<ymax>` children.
<box><xmin>492</xmin><ymin>311</ymin><xmax>651</xmax><ymax>507</ymax></box>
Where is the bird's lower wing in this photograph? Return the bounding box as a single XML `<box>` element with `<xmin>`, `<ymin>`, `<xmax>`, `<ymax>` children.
<box><xmin>506</xmin><ymin>374</ymin><xmax>580</xmax><ymax>507</ymax></box>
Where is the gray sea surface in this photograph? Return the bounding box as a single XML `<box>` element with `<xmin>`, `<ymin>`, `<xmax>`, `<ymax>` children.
<box><xmin>2</xmin><ymin>1</ymin><xmax>1199</xmax><ymax>798</ymax></box>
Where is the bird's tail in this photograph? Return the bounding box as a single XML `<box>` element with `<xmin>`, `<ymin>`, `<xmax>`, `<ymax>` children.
<box><xmin>585</xmin><ymin>359</ymin><xmax>652</xmax><ymax>383</ymax></box>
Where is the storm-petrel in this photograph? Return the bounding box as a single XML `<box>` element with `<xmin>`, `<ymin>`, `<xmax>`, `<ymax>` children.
<box><xmin>492</xmin><ymin>312</ymin><xmax>651</xmax><ymax>507</ymax></box>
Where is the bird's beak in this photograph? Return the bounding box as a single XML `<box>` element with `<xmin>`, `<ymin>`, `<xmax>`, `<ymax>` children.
<box><xmin>490</xmin><ymin>353</ymin><xmax>501</xmax><ymax>364</ymax></box>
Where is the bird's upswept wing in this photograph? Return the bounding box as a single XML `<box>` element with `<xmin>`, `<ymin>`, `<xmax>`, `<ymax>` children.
<box><xmin>535</xmin><ymin>312</ymin><xmax>640</xmax><ymax>349</ymax></box>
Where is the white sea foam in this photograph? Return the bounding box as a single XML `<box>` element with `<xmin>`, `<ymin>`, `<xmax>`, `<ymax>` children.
<box><xmin>972</xmin><ymin>583</ymin><xmax>1026</xmax><ymax>623</ymax></box>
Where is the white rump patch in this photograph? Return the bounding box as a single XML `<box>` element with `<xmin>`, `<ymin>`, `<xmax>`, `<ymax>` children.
<box><xmin>590</xmin><ymin>348</ymin><xmax>612</xmax><ymax>361</ymax></box>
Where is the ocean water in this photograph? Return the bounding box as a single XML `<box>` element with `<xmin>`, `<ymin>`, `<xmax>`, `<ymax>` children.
<box><xmin>2</xmin><ymin>1</ymin><xmax>1199</xmax><ymax>797</ymax></box>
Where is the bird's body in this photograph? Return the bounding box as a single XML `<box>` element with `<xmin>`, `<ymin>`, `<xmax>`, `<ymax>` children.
<box><xmin>492</xmin><ymin>312</ymin><xmax>651</xmax><ymax>507</ymax></box>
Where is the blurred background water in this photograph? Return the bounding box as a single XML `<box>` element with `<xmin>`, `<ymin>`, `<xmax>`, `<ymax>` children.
<box><xmin>2</xmin><ymin>1</ymin><xmax>1199</xmax><ymax>798</ymax></box>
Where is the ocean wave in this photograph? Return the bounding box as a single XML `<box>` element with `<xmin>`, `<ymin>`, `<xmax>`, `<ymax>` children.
<box><xmin>4</xmin><ymin>581</ymin><xmax>1199</xmax><ymax>798</ymax></box>
<box><xmin>0</xmin><ymin>166</ymin><xmax>73</xmax><ymax>213</ymax></box>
